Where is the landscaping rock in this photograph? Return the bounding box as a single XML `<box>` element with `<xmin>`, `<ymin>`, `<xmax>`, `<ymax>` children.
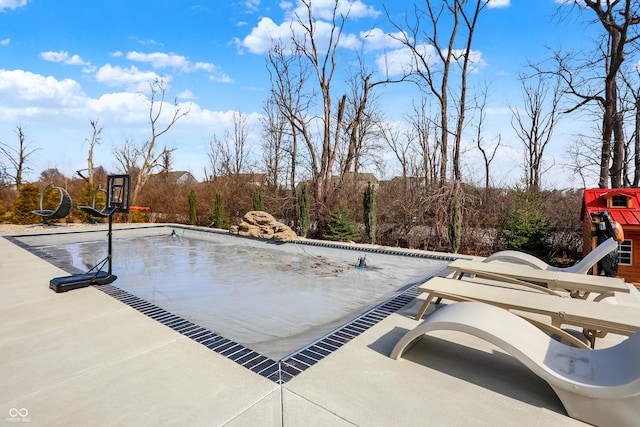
<box><xmin>231</xmin><ymin>211</ymin><xmax>297</xmax><ymax>242</ymax></box>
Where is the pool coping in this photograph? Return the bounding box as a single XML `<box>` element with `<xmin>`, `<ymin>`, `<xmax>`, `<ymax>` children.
<box><xmin>4</xmin><ymin>224</ymin><xmax>457</xmax><ymax>384</ymax></box>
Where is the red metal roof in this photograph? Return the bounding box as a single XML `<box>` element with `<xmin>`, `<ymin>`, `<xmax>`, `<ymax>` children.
<box><xmin>582</xmin><ymin>188</ymin><xmax>640</xmax><ymax>226</ymax></box>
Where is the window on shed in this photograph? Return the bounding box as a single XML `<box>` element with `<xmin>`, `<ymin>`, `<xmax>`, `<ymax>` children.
<box><xmin>610</xmin><ymin>195</ymin><xmax>629</xmax><ymax>207</ymax></box>
<box><xmin>619</xmin><ymin>239</ymin><xmax>632</xmax><ymax>266</ymax></box>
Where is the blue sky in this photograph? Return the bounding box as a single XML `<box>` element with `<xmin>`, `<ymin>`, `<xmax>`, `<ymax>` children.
<box><xmin>0</xmin><ymin>0</ymin><xmax>602</xmax><ymax>188</ymax></box>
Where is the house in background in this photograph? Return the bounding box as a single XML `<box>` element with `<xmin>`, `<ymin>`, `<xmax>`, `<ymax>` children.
<box><xmin>582</xmin><ymin>188</ymin><xmax>640</xmax><ymax>283</ymax></box>
<box><xmin>151</xmin><ymin>171</ymin><xmax>197</xmax><ymax>185</ymax></box>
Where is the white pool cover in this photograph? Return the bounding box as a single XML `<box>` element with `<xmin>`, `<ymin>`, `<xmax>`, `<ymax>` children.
<box><xmin>19</xmin><ymin>227</ymin><xmax>448</xmax><ymax>360</ymax></box>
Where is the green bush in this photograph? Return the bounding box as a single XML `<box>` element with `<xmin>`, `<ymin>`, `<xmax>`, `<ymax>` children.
<box><xmin>0</xmin><ymin>200</ymin><xmax>6</xmax><ymax>223</ymax></box>
<box><xmin>209</xmin><ymin>193</ymin><xmax>230</xmax><ymax>229</ymax></box>
<box><xmin>12</xmin><ymin>183</ymin><xmax>41</xmax><ymax>224</ymax></box>
<box><xmin>363</xmin><ymin>182</ymin><xmax>376</xmax><ymax>244</ymax></box>
<box><xmin>324</xmin><ymin>205</ymin><xmax>361</xmax><ymax>242</ymax></box>
<box><xmin>297</xmin><ymin>184</ymin><xmax>310</xmax><ymax>237</ymax></box>
<box><xmin>252</xmin><ymin>188</ymin><xmax>264</xmax><ymax>211</ymax></box>
<box><xmin>188</xmin><ymin>189</ymin><xmax>197</xmax><ymax>225</ymax></box>
<box><xmin>498</xmin><ymin>187</ymin><xmax>550</xmax><ymax>259</ymax></box>
<box><xmin>129</xmin><ymin>210</ymin><xmax>146</xmax><ymax>223</ymax></box>
<box><xmin>449</xmin><ymin>187</ymin><xmax>462</xmax><ymax>254</ymax></box>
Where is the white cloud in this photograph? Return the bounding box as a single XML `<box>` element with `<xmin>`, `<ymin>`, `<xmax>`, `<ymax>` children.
<box><xmin>94</xmin><ymin>64</ymin><xmax>164</xmax><ymax>91</ymax></box>
<box><xmin>284</xmin><ymin>0</ymin><xmax>380</xmax><ymax>21</ymax></box>
<box><xmin>85</xmin><ymin>92</ymin><xmax>149</xmax><ymax>123</ymax></box>
<box><xmin>486</xmin><ymin>107</ymin><xmax>511</xmax><ymax>116</ymax></box>
<box><xmin>0</xmin><ymin>0</ymin><xmax>27</xmax><ymax>11</ymax></box>
<box><xmin>240</xmin><ymin>15</ymin><xmax>362</xmax><ymax>55</ymax></box>
<box><xmin>177</xmin><ymin>89</ymin><xmax>196</xmax><ymax>99</ymax></box>
<box><xmin>375</xmin><ymin>44</ymin><xmax>437</xmax><ymax>77</ymax></box>
<box><xmin>245</xmin><ymin>0</ymin><xmax>260</xmax><ymax>12</ymax></box>
<box><xmin>130</xmin><ymin>37</ymin><xmax>163</xmax><ymax>47</ymax></box>
<box><xmin>192</xmin><ymin>61</ymin><xmax>215</xmax><ymax>72</ymax></box>
<box><xmin>450</xmin><ymin>48</ymin><xmax>488</xmax><ymax>73</ymax></box>
<box><xmin>487</xmin><ymin>0</ymin><xmax>510</xmax><ymax>8</ymax></box>
<box><xmin>125</xmin><ymin>51</ymin><xmax>226</xmax><ymax>82</ymax></box>
<box><xmin>0</xmin><ymin>69</ymin><xmax>189</xmax><ymax>126</ymax></box>
<box><xmin>339</xmin><ymin>0</ymin><xmax>381</xmax><ymax>19</ymax></box>
<box><xmin>181</xmin><ymin>104</ymin><xmax>261</xmax><ymax>132</ymax></box>
<box><xmin>375</xmin><ymin>45</ymin><xmax>487</xmax><ymax>77</ymax></box>
<box><xmin>1</xmin><ymin>38</ymin><xmax>10</xmax><ymax>45</ymax></box>
<box><xmin>40</xmin><ymin>51</ymin><xmax>90</xmax><ymax>66</ymax></box>
<box><xmin>126</xmin><ymin>51</ymin><xmax>190</xmax><ymax>69</ymax></box>
<box><xmin>240</xmin><ymin>17</ymin><xmax>288</xmax><ymax>54</ymax></box>
<box><xmin>240</xmin><ymin>1</ymin><xmax>381</xmax><ymax>55</ymax></box>
<box><xmin>361</xmin><ymin>28</ymin><xmax>407</xmax><ymax>53</ymax></box>
<box><xmin>0</xmin><ymin>67</ymin><xmax>250</xmax><ymax>180</ymax></box>
<box><xmin>0</xmin><ymin>69</ymin><xmax>86</xmax><ymax>105</ymax></box>
<box><xmin>339</xmin><ymin>31</ymin><xmax>361</xmax><ymax>50</ymax></box>
<box><xmin>209</xmin><ymin>73</ymin><xmax>233</xmax><ymax>83</ymax></box>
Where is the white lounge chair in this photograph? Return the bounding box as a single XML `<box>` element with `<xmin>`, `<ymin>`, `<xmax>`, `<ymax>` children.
<box><xmin>391</xmin><ymin>301</ymin><xmax>640</xmax><ymax>427</ymax></box>
<box><xmin>414</xmin><ymin>277</ymin><xmax>640</xmax><ymax>347</ymax></box>
<box><xmin>483</xmin><ymin>237</ymin><xmax>618</xmax><ymax>274</ymax></box>
<box><xmin>448</xmin><ymin>258</ymin><xmax>629</xmax><ymax>301</ymax></box>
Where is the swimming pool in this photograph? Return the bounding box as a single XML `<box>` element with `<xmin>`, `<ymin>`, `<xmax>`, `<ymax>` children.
<box><xmin>12</xmin><ymin>225</ymin><xmax>451</xmax><ymax>379</ymax></box>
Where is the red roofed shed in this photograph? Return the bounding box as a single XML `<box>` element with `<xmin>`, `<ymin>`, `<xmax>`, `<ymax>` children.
<box><xmin>582</xmin><ymin>188</ymin><xmax>640</xmax><ymax>282</ymax></box>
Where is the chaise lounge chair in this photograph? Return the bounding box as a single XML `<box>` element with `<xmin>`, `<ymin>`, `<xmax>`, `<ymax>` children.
<box><xmin>391</xmin><ymin>301</ymin><xmax>640</xmax><ymax>427</ymax></box>
<box><xmin>31</xmin><ymin>183</ymin><xmax>72</xmax><ymax>225</ymax></box>
<box><xmin>448</xmin><ymin>258</ymin><xmax>629</xmax><ymax>301</ymax></box>
<box><xmin>414</xmin><ymin>276</ymin><xmax>640</xmax><ymax>347</ymax></box>
<box><xmin>483</xmin><ymin>237</ymin><xmax>618</xmax><ymax>274</ymax></box>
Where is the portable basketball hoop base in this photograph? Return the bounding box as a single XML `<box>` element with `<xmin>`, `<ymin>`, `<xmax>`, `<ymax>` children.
<box><xmin>50</xmin><ymin>175</ymin><xmax>130</xmax><ymax>293</ymax></box>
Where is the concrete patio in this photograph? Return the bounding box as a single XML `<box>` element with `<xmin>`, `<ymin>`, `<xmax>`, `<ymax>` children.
<box><xmin>1</xmin><ymin>227</ymin><xmax>625</xmax><ymax>426</ymax></box>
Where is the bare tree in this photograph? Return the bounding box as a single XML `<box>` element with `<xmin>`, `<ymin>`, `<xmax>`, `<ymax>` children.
<box><xmin>261</xmin><ymin>98</ymin><xmax>288</xmax><ymax>189</ymax></box>
<box><xmin>387</xmin><ymin>0</ymin><xmax>488</xmax><ymax>252</ymax></box>
<box><xmin>0</xmin><ymin>126</ymin><xmax>39</xmax><ymax>187</ymax></box>
<box><xmin>551</xmin><ymin>1</ymin><xmax>640</xmax><ymax>188</ymax></box>
<box><xmin>161</xmin><ymin>149</ymin><xmax>172</xmax><ymax>174</ymax></box>
<box><xmin>292</xmin><ymin>0</ymin><xmax>347</xmax><ymax>209</ymax></box>
<box><xmin>130</xmin><ymin>78</ymin><xmax>188</xmax><ymax>204</ymax></box>
<box><xmin>511</xmin><ymin>73</ymin><xmax>562</xmax><ymax>191</ymax></box>
<box><xmin>473</xmin><ymin>86</ymin><xmax>500</xmax><ymax>189</ymax></box>
<box><xmin>264</xmin><ymin>0</ymin><xmax>359</xmax><ymax>229</ymax></box>
<box><xmin>380</xmin><ymin>121</ymin><xmax>411</xmax><ymax>179</ymax></box>
<box><xmin>567</xmin><ymin>135</ymin><xmax>602</xmax><ymax>188</ymax></box>
<box><xmin>209</xmin><ymin>111</ymin><xmax>252</xmax><ymax>176</ymax></box>
<box><xmin>85</xmin><ymin>119</ymin><xmax>102</xmax><ymax>185</ymax></box>
<box><xmin>618</xmin><ymin>67</ymin><xmax>640</xmax><ymax>186</ymax></box>
<box><xmin>264</xmin><ymin>1</ymin><xmax>403</xmax><ymax>234</ymax></box>
<box><xmin>405</xmin><ymin>96</ymin><xmax>439</xmax><ymax>187</ymax></box>
<box><xmin>387</xmin><ymin>0</ymin><xmax>488</xmax><ymax>187</ymax></box>
<box><xmin>113</xmin><ymin>138</ymin><xmax>142</xmax><ymax>177</ymax></box>
<box><xmin>39</xmin><ymin>168</ymin><xmax>66</xmax><ymax>184</ymax></box>
<box><xmin>339</xmin><ymin>58</ymin><xmax>387</xmax><ymax>177</ymax></box>
<box><xmin>267</xmin><ymin>41</ymin><xmax>312</xmax><ymax>196</ymax></box>
<box><xmin>631</xmin><ymin>82</ymin><xmax>640</xmax><ymax>186</ymax></box>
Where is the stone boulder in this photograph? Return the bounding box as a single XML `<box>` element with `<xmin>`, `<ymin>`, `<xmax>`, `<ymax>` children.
<box><xmin>231</xmin><ymin>211</ymin><xmax>297</xmax><ymax>242</ymax></box>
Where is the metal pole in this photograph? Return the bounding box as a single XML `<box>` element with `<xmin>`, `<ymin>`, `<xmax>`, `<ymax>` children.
<box><xmin>108</xmin><ymin>212</ymin><xmax>113</xmax><ymax>274</ymax></box>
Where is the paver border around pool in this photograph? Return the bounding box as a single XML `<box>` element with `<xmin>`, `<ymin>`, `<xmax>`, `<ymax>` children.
<box><xmin>4</xmin><ymin>224</ymin><xmax>456</xmax><ymax>384</ymax></box>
